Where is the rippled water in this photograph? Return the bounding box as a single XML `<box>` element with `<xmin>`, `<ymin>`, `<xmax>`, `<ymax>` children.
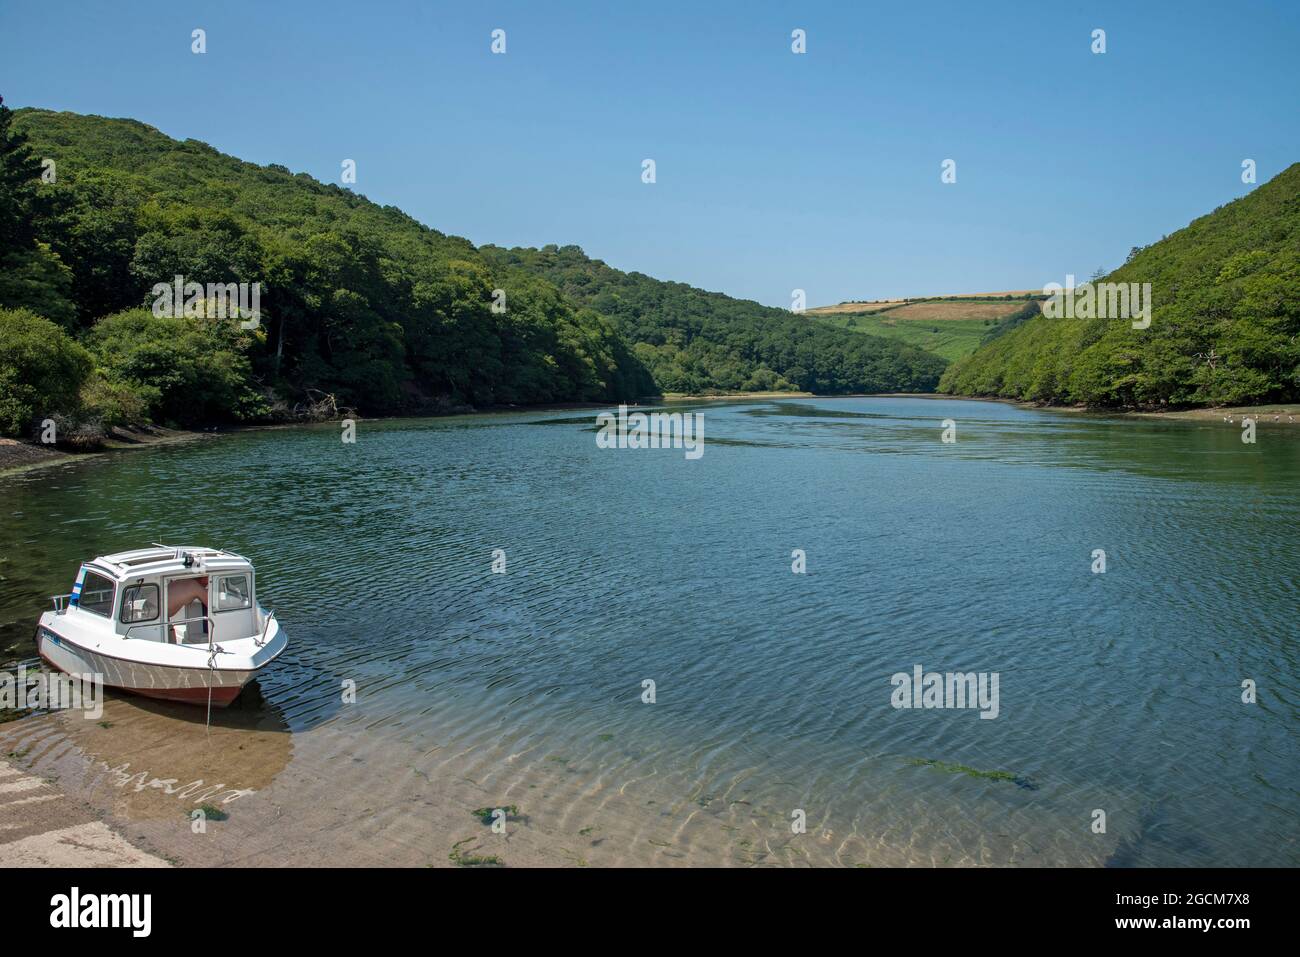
<box><xmin>1</xmin><ymin>397</ymin><xmax>1297</xmax><ymax>866</ymax></box>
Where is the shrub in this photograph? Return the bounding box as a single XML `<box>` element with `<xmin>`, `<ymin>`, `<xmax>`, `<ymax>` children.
<box><xmin>83</xmin><ymin>308</ymin><xmax>268</xmax><ymax>427</ymax></box>
<box><xmin>0</xmin><ymin>307</ymin><xmax>93</xmax><ymax>437</ymax></box>
<box><xmin>79</xmin><ymin>371</ymin><xmax>153</xmax><ymax>429</ymax></box>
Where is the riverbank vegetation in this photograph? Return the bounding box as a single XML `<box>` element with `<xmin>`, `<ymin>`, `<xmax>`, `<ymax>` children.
<box><xmin>0</xmin><ymin>104</ymin><xmax>658</xmax><ymax>441</ymax></box>
<box><xmin>940</xmin><ymin>164</ymin><xmax>1300</xmax><ymax>407</ymax></box>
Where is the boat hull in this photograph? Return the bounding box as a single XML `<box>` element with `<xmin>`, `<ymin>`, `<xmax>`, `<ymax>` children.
<box><xmin>37</xmin><ymin>628</ymin><xmax>258</xmax><ymax>708</ymax></box>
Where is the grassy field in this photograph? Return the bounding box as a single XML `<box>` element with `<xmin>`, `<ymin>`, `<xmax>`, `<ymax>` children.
<box><xmin>806</xmin><ymin>291</ymin><xmax>1040</xmax><ymax>317</ymax></box>
<box><xmin>816</xmin><ymin>314</ymin><xmax>1002</xmax><ymax>362</ymax></box>
<box><xmin>811</xmin><ymin>297</ymin><xmax>1043</xmax><ymax>362</ymax></box>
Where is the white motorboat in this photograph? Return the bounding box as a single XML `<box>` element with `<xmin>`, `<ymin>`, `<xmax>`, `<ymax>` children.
<box><xmin>36</xmin><ymin>546</ymin><xmax>287</xmax><ymax>708</ymax></box>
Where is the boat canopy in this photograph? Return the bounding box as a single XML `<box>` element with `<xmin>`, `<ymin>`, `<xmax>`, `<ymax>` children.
<box><xmin>63</xmin><ymin>545</ymin><xmax>262</xmax><ymax>645</ymax></box>
<box><xmin>87</xmin><ymin>545</ymin><xmax>254</xmax><ymax>582</ymax></box>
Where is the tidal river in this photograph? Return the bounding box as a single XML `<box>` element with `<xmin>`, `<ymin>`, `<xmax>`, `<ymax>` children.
<box><xmin>1</xmin><ymin>397</ymin><xmax>1296</xmax><ymax>866</ymax></box>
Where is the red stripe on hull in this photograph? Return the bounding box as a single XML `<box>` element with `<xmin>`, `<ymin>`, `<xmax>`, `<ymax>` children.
<box><xmin>38</xmin><ymin>651</ymin><xmax>245</xmax><ymax>708</ymax></box>
<box><xmin>129</xmin><ymin>684</ymin><xmax>245</xmax><ymax>706</ymax></box>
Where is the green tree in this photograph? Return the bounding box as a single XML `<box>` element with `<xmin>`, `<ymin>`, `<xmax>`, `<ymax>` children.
<box><xmin>83</xmin><ymin>308</ymin><xmax>268</xmax><ymax>426</ymax></box>
<box><xmin>0</xmin><ymin>95</ymin><xmax>44</xmax><ymax>250</ymax></box>
<box><xmin>0</xmin><ymin>243</ymin><xmax>76</xmax><ymax>327</ymax></box>
<box><xmin>0</xmin><ymin>307</ymin><xmax>93</xmax><ymax>436</ymax></box>
<box><xmin>0</xmin><ymin>96</ymin><xmax>79</xmax><ymax>324</ymax></box>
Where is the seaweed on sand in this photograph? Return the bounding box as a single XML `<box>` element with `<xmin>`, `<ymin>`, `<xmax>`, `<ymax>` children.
<box><xmin>907</xmin><ymin>758</ymin><xmax>1038</xmax><ymax>791</ymax></box>
<box><xmin>449</xmin><ymin>837</ymin><xmax>504</xmax><ymax>867</ymax></box>
<box><xmin>193</xmin><ymin>802</ymin><xmax>230</xmax><ymax>822</ymax></box>
<box><xmin>471</xmin><ymin>804</ymin><xmax>520</xmax><ymax>825</ymax></box>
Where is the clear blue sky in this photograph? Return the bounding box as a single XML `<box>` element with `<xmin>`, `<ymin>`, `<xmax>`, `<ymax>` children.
<box><xmin>3</xmin><ymin>0</ymin><xmax>1298</xmax><ymax>307</ymax></box>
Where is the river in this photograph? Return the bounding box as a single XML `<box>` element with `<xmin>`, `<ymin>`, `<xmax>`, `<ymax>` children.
<box><xmin>1</xmin><ymin>397</ymin><xmax>1296</xmax><ymax>866</ymax></box>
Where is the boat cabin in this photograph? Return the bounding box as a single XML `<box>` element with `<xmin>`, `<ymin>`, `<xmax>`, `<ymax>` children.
<box><xmin>61</xmin><ymin>546</ymin><xmax>260</xmax><ymax>645</ymax></box>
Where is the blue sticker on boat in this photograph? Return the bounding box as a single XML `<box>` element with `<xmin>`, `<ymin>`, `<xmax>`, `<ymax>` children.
<box><xmin>70</xmin><ymin>568</ymin><xmax>86</xmax><ymax>606</ymax></box>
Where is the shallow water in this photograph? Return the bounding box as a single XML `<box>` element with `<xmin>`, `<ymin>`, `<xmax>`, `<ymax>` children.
<box><xmin>1</xmin><ymin>397</ymin><xmax>1297</xmax><ymax>866</ymax></box>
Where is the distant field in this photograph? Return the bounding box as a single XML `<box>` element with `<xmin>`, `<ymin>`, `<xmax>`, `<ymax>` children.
<box><xmin>811</xmin><ymin>296</ymin><xmax>1044</xmax><ymax>363</ymax></box>
<box><xmin>872</xmin><ymin>300</ymin><xmax>1032</xmax><ymax>322</ymax></box>
<box><xmin>807</xmin><ymin>291</ymin><xmax>1040</xmax><ymax>317</ymax></box>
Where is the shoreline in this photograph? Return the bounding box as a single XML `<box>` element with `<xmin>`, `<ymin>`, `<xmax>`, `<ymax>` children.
<box><xmin>950</xmin><ymin>395</ymin><xmax>1300</xmax><ymax>424</ymax></box>
<box><xmin>0</xmin><ymin>402</ymin><xmax>635</xmax><ymax>478</ymax></box>
<box><xmin>861</xmin><ymin>392</ymin><xmax>1300</xmax><ymax>425</ymax></box>
<box><xmin>0</xmin><ymin>426</ymin><xmax>208</xmax><ymax>479</ymax></box>
<box><xmin>0</xmin><ymin>438</ymin><xmax>69</xmax><ymax>475</ymax></box>
<box><xmin>659</xmin><ymin>391</ymin><xmax>814</xmax><ymax>400</ymax></box>
<box><xmin>0</xmin><ymin>754</ymin><xmax>171</xmax><ymax>867</ymax></box>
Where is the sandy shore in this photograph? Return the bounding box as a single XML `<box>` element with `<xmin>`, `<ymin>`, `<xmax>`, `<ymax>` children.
<box><xmin>0</xmin><ymin>755</ymin><xmax>170</xmax><ymax>867</ymax></box>
<box><xmin>1008</xmin><ymin>400</ymin><xmax>1300</xmax><ymax>425</ymax></box>
<box><xmin>1124</xmin><ymin>403</ymin><xmax>1300</xmax><ymax>422</ymax></box>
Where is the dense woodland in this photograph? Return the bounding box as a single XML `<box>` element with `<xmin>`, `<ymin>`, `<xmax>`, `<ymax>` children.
<box><xmin>0</xmin><ymin>106</ymin><xmax>943</xmax><ymax>443</ymax></box>
<box><xmin>480</xmin><ymin>244</ymin><xmax>947</xmax><ymax>395</ymax></box>
<box><xmin>941</xmin><ymin>164</ymin><xmax>1300</xmax><ymax>407</ymax></box>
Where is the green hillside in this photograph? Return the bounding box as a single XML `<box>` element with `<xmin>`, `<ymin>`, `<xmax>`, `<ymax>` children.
<box><xmin>3</xmin><ymin>107</ymin><xmax>658</xmax><ymax>430</ymax></box>
<box><xmin>814</xmin><ymin>299</ymin><xmax>1042</xmax><ymax>362</ymax></box>
<box><xmin>0</xmin><ymin>106</ymin><xmax>947</xmax><ymax>441</ymax></box>
<box><xmin>480</xmin><ymin>244</ymin><xmax>947</xmax><ymax>395</ymax></box>
<box><xmin>940</xmin><ymin>165</ymin><xmax>1300</xmax><ymax>407</ymax></box>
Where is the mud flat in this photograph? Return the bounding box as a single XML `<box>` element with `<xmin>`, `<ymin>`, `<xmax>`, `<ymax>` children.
<box><xmin>0</xmin><ymin>438</ymin><xmax>69</xmax><ymax>475</ymax></box>
<box><xmin>0</xmin><ymin>427</ymin><xmax>207</xmax><ymax>479</ymax></box>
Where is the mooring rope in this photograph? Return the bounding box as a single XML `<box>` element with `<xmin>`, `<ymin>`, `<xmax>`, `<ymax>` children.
<box><xmin>205</xmin><ymin>632</ymin><xmax>223</xmax><ymax>732</ymax></box>
<box><xmin>206</xmin><ymin>642</ymin><xmax>216</xmax><ymax>731</ymax></box>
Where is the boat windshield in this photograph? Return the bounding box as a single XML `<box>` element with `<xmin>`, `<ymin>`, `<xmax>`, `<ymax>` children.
<box><xmin>77</xmin><ymin>570</ymin><xmax>117</xmax><ymax>618</ymax></box>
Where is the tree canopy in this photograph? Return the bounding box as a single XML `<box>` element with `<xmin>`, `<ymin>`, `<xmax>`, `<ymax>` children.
<box><xmin>1</xmin><ymin>107</ymin><xmax>657</xmax><ymax>438</ymax></box>
<box><xmin>481</xmin><ymin>243</ymin><xmax>947</xmax><ymax>395</ymax></box>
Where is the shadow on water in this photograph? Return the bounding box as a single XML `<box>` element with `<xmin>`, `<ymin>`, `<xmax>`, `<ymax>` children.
<box><xmin>0</xmin><ymin>683</ymin><xmax>296</xmax><ymax>823</ymax></box>
<box><xmin>106</xmin><ymin>676</ymin><xmax>287</xmax><ymax>730</ymax></box>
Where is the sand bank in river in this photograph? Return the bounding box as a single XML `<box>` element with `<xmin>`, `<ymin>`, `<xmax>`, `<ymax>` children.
<box><xmin>1123</xmin><ymin>403</ymin><xmax>1300</xmax><ymax>422</ymax></box>
<box><xmin>659</xmin><ymin>391</ymin><xmax>814</xmax><ymax>400</ymax></box>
